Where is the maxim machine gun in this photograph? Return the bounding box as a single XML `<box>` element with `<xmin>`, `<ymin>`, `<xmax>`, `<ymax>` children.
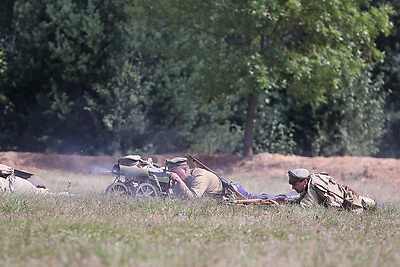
<box><xmin>106</xmin><ymin>155</ymin><xmax>171</xmax><ymax>197</ymax></box>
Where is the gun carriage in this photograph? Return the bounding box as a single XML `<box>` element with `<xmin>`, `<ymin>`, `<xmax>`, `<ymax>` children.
<box><xmin>105</xmin><ymin>155</ymin><xmax>171</xmax><ymax>197</ymax></box>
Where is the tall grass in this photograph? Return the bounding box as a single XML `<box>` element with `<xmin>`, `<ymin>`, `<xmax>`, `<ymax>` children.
<box><xmin>0</xmin><ymin>171</ymin><xmax>398</xmax><ymax>266</ymax></box>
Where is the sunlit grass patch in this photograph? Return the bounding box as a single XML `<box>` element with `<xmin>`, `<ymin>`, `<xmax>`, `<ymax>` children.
<box><xmin>0</xmin><ymin>171</ymin><xmax>399</xmax><ymax>266</ymax></box>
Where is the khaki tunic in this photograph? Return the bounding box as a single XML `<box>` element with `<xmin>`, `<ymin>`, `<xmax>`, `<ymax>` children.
<box><xmin>172</xmin><ymin>168</ymin><xmax>223</xmax><ymax>198</ymax></box>
<box><xmin>13</xmin><ymin>176</ymin><xmax>49</xmax><ymax>194</ymax></box>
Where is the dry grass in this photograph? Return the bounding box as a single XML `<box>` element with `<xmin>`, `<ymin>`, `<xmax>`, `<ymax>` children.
<box><xmin>0</xmin><ymin>170</ymin><xmax>399</xmax><ymax>267</ymax></box>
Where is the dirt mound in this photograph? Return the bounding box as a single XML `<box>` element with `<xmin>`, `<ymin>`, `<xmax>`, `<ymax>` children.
<box><xmin>0</xmin><ymin>152</ymin><xmax>116</xmax><ymax>173</ymax></box>
<box><xmin>241</xmin><ymin>153</ymin><xmax>400</xmax><ymax>185</ymax></box>
<box><xmin>1</xmin><ymin>151</ymin><xmax>399</xmax><ymax>185</ymax></box>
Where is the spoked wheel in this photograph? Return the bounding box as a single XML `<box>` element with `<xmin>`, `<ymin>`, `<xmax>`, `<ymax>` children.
<box><xmin>105</xmin><ymin>182</ymin><xmax>130</xmax><ymax>195</ymax></box>
<box><xmin>133</xmin><ymin>182</ymin><xmax>159</xmax><ymax>197</ymax></box>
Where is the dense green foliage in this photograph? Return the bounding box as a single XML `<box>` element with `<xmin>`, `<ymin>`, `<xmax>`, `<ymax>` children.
<box><xmin>375</xmin><ymin>0</ymin><xmax>400</xmax><ymax>158</ymax></box>
<box><xmin>1</xmin><ymin>0</ymin><xmax>141</xmax><ymax>154</ymax></box>
<box><xmin>0</xmin><ymin>0</ymin><xmax>398</xmax><ymax>157</ymax></box>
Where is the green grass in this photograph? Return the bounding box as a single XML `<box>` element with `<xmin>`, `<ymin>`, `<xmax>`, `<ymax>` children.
<box><xmin>0</xmin><ymin>171</ymin><xmax>399</xmax><ymax>267</ymax></box>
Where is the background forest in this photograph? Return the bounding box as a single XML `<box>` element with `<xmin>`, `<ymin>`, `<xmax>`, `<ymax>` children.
<box><xmin>0</xmin><ymin>0</ymin><xmax>399</xmax><ymax>158</ymax></box>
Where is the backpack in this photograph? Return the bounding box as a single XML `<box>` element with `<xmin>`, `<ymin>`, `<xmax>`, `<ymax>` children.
<box><xmin>309</xmin><ymin>172</ymin><xmax>361</xmax><ymax>210</ymax></box>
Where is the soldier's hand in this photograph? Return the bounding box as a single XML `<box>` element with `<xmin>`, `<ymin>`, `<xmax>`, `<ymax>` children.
<box><xmin>167</xmin><ymin>172</ymin><xmax>183</xmax><ymax>184</ymax></box>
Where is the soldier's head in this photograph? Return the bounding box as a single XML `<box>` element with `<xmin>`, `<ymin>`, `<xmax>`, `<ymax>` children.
<box><xmin>166</xmin><ymin>157</ymin><xmax>191</xmax><ymax>180</ymax></box>
<box><xmin>288</xmin><ymin>168</ymin><xmax>310</xmax><ymax>193</ymax></box>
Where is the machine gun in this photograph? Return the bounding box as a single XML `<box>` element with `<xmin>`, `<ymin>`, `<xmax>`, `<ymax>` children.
<box><xmin>106</xmin><ymin>155</ymin><xmax>171</xmax><ymax>197</ymax></box>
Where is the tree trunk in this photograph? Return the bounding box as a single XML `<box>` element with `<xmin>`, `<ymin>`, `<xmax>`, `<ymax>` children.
<box><xmin>243</xmin><ymin>93</ymin><xmax>258</xmax><ymax>159</ymax></box>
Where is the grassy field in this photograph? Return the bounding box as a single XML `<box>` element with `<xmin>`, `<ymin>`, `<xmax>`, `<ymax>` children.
<box><xmin>0</xmin><ymin>171</ymin><xmax>399</xmax><ymax>267</ymax></box>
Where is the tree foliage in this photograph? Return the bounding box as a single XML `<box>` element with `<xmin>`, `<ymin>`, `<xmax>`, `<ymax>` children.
<box><xmin>0</xmin><ymin>0</ymin><xmax>398</xmax><ymax>158</ymax></box>
<box><xmin>132</xmin><ymin>0</ymin><xmax>394</xmax><ymax>157</ymax></box>
<box><xmin>2</xmin><ymin>0</ymin><xmax>140</xmax><ymax>154</ymax></box>
<box><xmin>374</xmin><ymin>0</ymin><xmax>400</xmax><ymax>158</ymax></box>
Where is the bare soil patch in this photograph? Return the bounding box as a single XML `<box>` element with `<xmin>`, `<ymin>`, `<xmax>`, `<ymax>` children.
<box><xmin>0</xmin><ymin>151</ymin><xmax>399</xmax><ymax>185</ymax></box>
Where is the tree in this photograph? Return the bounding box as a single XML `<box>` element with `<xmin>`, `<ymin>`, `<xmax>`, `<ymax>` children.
<box><xmin>374</xmin><ymin>0</ymin><xmax>400</xmax><ymax>158</ymax></box>
<box><xmin>0</xmin><ymin>0</ymin><xmax>13</xmax><ymax>115</ymax></box>
<box><xmin>291</xmin><ymin>65</ymin><xmax>387</xmax><ymax>156</ymax></box>
<box><xmin>124</xmin><ymin>19</ymin><xmax>244</xmax><ymax>154</ymax></box>
<box><xmin>132</xmin><ymin>0</ymin><xmax>394</xmax><ymax>158</ymax></box>
<box><xmin>0</xmin><ymin>0</ymin><xmax>14</xmax><ymax>38</ymax></box>
<box><xmin>3</xmin><ymin>0</ymin><xmax>140</xmax><ymax>154</ymax></box>
<box><xmin>0</xmin><ymin>48</ymin><xmax>6</xmax><ymax>79</ymax></box>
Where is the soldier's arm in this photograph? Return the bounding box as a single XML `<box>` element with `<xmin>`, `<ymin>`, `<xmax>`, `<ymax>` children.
<box><xmin>172</xmin><ymin>181</ymin><xmax>197</xmax><ymax>198</ymax></box>
<box><xmin>299</xmin><ymin>186</ymin><xmax>321</xmax><ymax>208</ymax></box>
<box><xmin>171</xmin><ymin>173</ymin><xmax>209</xmax><ymax>199</ymax></box>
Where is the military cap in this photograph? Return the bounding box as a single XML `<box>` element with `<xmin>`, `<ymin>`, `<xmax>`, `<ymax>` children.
<box><xmin>288</xmin><ymin>168</ymin><xmax>310</xmax><ymax>185</ymax></box>
<box><xmin>166</xmin><ymin>157</ymin><xmax>188</xmax><ymax>171</ymax></box>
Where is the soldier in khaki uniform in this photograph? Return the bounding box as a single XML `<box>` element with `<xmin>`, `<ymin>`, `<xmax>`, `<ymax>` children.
<box><xmin>288</xmin><ymin>168</ymin><xmax>377</xmax><ymax>213</ymax></box>
<box><xmin>166</xmin><ymin>157</ymin><xmax>224</xmax><ymax>199</ymax></box>
<box><xmin>166</xmin><ymin>157</ymin><xmax>283</xmax><ymax>200</ymax></box>
<box><xmin>0</xmin><ymin>163</ymin><xmax>49</xmax><ymax>194</ymax></box>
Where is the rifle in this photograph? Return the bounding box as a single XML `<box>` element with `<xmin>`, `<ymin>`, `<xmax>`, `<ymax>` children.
<box><xmin>188</xmin><ymin>155</ymin><xmax>247</xmax><ymax>199</ymax></box>
<box><xmin>231</xmin><ymin>198</ymin><xmax>280</xmax><ymax>206</ymax></box>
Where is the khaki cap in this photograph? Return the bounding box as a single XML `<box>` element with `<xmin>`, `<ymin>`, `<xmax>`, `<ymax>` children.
<box><xmin>288</xmin><ymin>168</ymin><xmax>310</xmax><ymax>185</ymax></box>
<box><xmin>166</xmin><ymin>157</ymin><xmax>188</xmax><ymax>171</ymax></box>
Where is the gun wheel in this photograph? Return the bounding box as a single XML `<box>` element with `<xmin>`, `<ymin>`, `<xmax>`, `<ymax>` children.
<box><xmin>133</xmin><ymin>182</ymin><xmax>159</xmax><ymax>197</ymax></box>
<box><xmin>105</xmin><ymin>182</ymin><xmax>130</xmax><ymax>195</ymax></box>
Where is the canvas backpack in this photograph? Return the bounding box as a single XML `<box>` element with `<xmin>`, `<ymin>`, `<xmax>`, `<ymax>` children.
<box><xmin>309</xmin><ymin>172</ymin><xmax>361</xmax><ymax>210</ymax></box>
